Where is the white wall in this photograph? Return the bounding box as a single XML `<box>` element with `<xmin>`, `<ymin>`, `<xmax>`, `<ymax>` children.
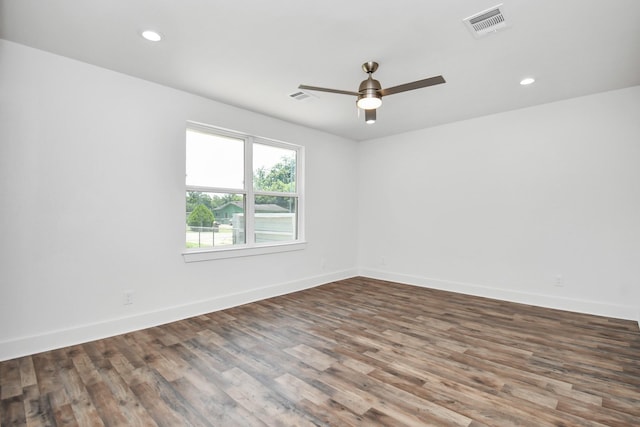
<box><xmin>358</xmin><ymin>86</ymin><xmax>640</xmax><ymax>321</ymax></box>
<box><xmin>0</xmin><ymin>40</ymin><xmax>359</xmax><ymax>360</ymax></box>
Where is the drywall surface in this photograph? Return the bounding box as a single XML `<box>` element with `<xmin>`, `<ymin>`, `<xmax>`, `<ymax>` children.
<box><xmin>358</xmin><ymin>86</ymin><xmax>640</xmax><ymax>322</ymax></box>
<box><xmin>0</xmin><ymin>40</ymin><xmax>358</xmax><ymax>360</ymax></box>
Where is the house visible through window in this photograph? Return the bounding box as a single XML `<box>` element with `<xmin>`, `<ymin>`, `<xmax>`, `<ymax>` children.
<box><xmin>185</xmin><ymin>124</ymin><xmax>302</xmax><ymax>252</ymax></box>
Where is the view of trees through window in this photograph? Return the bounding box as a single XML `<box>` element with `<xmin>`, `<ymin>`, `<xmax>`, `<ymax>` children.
<box><xmin>185</xmin><ymin>127</ymin><xmax>300</xmax><ymax>249</ymax></box>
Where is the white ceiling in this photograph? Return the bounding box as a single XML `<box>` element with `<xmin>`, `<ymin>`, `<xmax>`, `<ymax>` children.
<box><xmin>1</xmin><ymin>0</ymin><xmax>639</xmax><ymax>141</ymax></box>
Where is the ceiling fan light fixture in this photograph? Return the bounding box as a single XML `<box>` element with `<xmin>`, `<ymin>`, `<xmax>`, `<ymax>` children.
<box><xmin>357</xmin><ymin>75</ymin><xmax>383</xmax><ymax>110</ymax></box>
<box><xmin>365</xmin><ymin>109</ymin><xmax>376</xmax><ymax>124</ymax></box>
<box><xmin>356</xmin><ymin>93</ymin><xmax>382</xmax><ymax>110</ymax></box>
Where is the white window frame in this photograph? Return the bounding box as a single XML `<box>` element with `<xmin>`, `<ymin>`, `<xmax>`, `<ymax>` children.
<box><xmin>183</xmin><ymin>122</ymin><xmax>305</xmax><ymax>263</ymax></box>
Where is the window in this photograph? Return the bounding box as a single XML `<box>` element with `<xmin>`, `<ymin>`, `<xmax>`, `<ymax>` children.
<box><xmin>184</xmin><ymin>123</ymin><xmax>303</xmax><ymax>260</ymax></box>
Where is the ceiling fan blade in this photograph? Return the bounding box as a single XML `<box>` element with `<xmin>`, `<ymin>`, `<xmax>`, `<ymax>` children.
<box><xmin>298</xmin><ymin>84</ymin><xmax>359</xmax><ymax>97</ymax></box>
<box><xmin>379</xmin><ymin>75</ymin><xmax>446</xmax><ymax>97</ymax></box>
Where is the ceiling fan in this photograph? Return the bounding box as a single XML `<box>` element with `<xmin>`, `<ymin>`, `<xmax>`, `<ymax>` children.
<box><xmin>299</xmin><ymin>61</ymin><xmax>445</xmax><ymax>124</ymax></box>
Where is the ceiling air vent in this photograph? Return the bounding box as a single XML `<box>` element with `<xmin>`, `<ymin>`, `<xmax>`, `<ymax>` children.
<box><xmin>289</xmin><ymin>90</ymin><xmax>312</xmax><ymax>101</ymax></box>
<box><xmin>463</xmin><ymin>4</ymin><xmax>508</xmax><ymax>38</ymax></box>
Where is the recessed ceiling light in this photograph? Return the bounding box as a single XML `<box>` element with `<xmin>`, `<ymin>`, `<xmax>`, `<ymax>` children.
<box><xmin>141</xmin><ymin>30</ymin><xmax>162</xmax><ymax>42</ymax></box>
<box><xmin>520</xmin><ymin>77</ymin><xmax>535</xmax><ymax>86</ymax></box>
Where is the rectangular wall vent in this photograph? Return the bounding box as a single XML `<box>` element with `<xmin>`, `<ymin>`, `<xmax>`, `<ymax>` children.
<box><xmin>463</xmin><ymin>4</ymin><xmax>508</xmax><ymax>38</ymax></box>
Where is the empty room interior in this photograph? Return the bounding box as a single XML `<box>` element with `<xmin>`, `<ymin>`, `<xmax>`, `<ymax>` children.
<box><xmin>1</xmin><ymin>1</ymin><xmax>639</xmax><ymax>426</ymax></box>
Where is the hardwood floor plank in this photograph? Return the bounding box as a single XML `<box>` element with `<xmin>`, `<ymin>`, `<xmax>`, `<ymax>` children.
<box><xmin>325</xmin><ymin>362</ymin><xmax>474</xmax><ymax>427</ymax></box>
<box><xmin>21</xmin><ymin>384</ymin><xmax>54</xmax><ymax>427</ymax></box>
<box><xmin>556</xmin><ymin>398</ymin><xmax>639</xmax><ymax>426</ymax></box>
<box><xmin>0</xmin><ymin>359</ymin><xmax>22</xmax><ymax>400</ymax></box>
<box><xmin>2</xmin><ymin>277</ymin><xmax>639</xmax><ymax>425</ymax></box>
<box><xmin>129</xmin><ymin>381</ymin><xmax>187</xmax><ymax>427</ymax></box>
<box><xmin>294</xmin><ymin>397</ymin><xmax>364</xmax><ymax>427</ymax></box>
<box><xmin>68</xmin><ymin>347</ymin><xmax>102</xmax><ymax>388</ymax></box>
<box><xmin>2</xmin><ymin>395</ymin><xmax>27</xmax><ymax>427</ymax></box>
<box><xmin>51</xmin><ymin>402</ymin><xmax>78</xmax><ymax>426</ymax></box>
<box><xmin>84</xmin><ymin>381</ymin><xmax>131</xmax><ymax>427</ymax></box>
<box><xmin>169</xmin><ymin>376</ymin><xmax>264</xmax><ymax>427</ymax></box>
<box><xmin>274</xmin><ymin>372</ymin><xmax>330</xmax><ymax>406</ymax></box>
<box><xmin>220</xmin><ymin>367</ymin><xmax>318</xmax><ymax>427</ymax></box>
<box><xmin>361</xmin><ymin>407</ymin><xmax>416</xmax><ymax>427</ymax></box>
<box><xmin>95</xmin><ymin>359</ymin><xmax>158</xmax><ymax>426</ymax></box>
<box><xmin>107</xmin><ymin>336</ymin><xmax>146</xmax><ymax>371</ymax></box>
<box><xmin>18</xmin><ymin>357</ymin><xmax>37</xmax><ymax>390</ymax></box>
<box><xmin>284</xmin><ymin>344</ymin><xmax>337</xmax><ymax>372</ymax></box>
<box><xmin>55</xmin><ymin>357</ymin><xmax>105</xmax><ymax>427</ymax></box>
<box><xmin>601</xmin><ymin>395</ymin><xmax>640</xmax><ymax>417</ymax></box>
<box><xmin>134</xmin><ymin>368</ymin><xmax>211</xmax><ymax>427</ymax></box>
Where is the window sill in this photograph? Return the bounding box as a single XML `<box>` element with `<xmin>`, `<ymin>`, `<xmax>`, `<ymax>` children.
<box><xmin>182</xmin><ymin>241</ymin><xmax>307</xmax><ymax>263</ymax></box>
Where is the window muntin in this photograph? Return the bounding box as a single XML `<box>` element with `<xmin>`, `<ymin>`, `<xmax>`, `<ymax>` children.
<box><xmin>185</xmin><ymin>124</ymin><xmax>302</xmax><ymax>253</ymax></box>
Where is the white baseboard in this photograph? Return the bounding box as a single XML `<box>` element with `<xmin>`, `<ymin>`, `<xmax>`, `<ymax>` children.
<box><xmin>0</xmin><ymin>269</ymin><xmax>357</xmax><ymax>362</ymax></box>
<box><xmin>359</xmin><ymin>268</ymin><xmax>640</xmax><ymax>324</ymax></box>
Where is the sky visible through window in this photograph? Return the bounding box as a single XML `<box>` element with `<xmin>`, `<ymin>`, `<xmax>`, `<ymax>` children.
<box><xmin>186</xmin><ymin>130</ymin><xmax>244</xmax><ymax>188</ymax></box>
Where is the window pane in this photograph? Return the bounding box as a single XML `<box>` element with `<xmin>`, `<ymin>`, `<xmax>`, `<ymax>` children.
<box><xmin>254</xmin><ymin>196</ymin><xmax>297</xmax><ymax>243</ymax></box>
<box><xmin>186</xmin><ymin>192</ymin><xmax>245</xmax><ymax>248</ymax></box>
<box><xmin>186</xmin><ymin>129</ymin><xmax>244</xmax><ymax>189</ymax></box>
<box><xmin>253</xmin><ymin>143</ymin><xmax>296</xmax><ymax>192</ymax></box>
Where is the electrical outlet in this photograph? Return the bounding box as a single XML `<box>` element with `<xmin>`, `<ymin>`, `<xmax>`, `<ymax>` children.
<box><xmin>320</xmin><ymin>257</ymin><xmax>326</xmax><ymax>270</ymax></box>
<box><xmin>123</xmin><ymin>290</ymin><xmax>134</xmax><ymax>306</ymax></box>
<box><xmin>554</xmin><ymin>275</ymin><xmax>564</xmax><ymax>287</ymax></box>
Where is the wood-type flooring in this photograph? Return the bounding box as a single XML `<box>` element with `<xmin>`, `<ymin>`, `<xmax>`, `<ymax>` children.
<box><xmin>1</xmin><ymin>277</ymin><xmax>640</xmax><ymax>426</ymax></box>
